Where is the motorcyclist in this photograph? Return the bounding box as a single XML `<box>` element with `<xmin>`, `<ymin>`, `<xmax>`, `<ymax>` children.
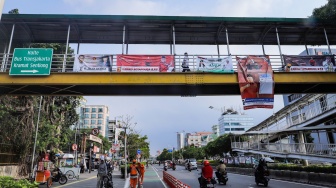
<box><xmin>172</xmin><ymin>160</ymin><xmax>176</xmax><ymax>169</ymax></box>
<box><xmin>255</xmin><ymin>158</ymin><xmax>268</xmax><ymax>180</ymax></box>
<box><xmin>187</xmin><ymin>161</ymin><xmax>191</xmax><ymax>172</ymax></box>
<box><xmin>198</xmin><ymin>160</ymin><xmax>215</xmax><ymax>186</ymax></box>
<box><xmin>215</xmin><ymin>159</ymin><xmax>226</xmax><ymax>180</ymax></box>
<box><xmin>164</xmin><ymin>161</ymin><xmax>168</xmax><ymax>170</ymax></box>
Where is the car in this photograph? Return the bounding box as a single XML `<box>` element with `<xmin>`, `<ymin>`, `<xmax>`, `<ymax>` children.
<box><xmin>184</xmin><ymin>158</ymin><xmax>197</xmax><ymax>170</ymax></box>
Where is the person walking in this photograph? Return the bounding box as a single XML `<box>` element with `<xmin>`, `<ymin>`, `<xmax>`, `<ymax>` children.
<box><xmin>182</xmin><ymin>52</ymin><xmax>191</xmax><ymax>72</ymax></box>
<box><xmin>96</xmin><ymin>156</ymin><xmax>107</xmax><ymax>188</ymax></box>
<box><xmin>129</xmin><ymin>159</ymin><xmax>140</xmax><ymax>188</ymax></box>
<box><xmin>137</xmin><ymin>162</ymin><xmax>146</xmax><ymax>185</ymax></box>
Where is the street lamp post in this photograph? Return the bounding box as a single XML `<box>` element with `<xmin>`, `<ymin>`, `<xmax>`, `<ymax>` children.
<box><xmin>124</xmin><ymin>126</ymin><xmax>127</xmax><ymax>180</ymax></box>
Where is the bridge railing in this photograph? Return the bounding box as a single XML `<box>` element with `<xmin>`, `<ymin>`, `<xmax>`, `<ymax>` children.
<box><xmin>0</xmin><ymin>53</ymin><xmax>287</xmax><ymax>73</ymax></box>
<box><xmin>255</xmin><ymin>94</ymin><xmax>336</xmax><ymax>132</ymax></box>
<box><xmin>232</xmin><ymin>142</ymin><xmax>336</xmax><ymax>157</ymax></box>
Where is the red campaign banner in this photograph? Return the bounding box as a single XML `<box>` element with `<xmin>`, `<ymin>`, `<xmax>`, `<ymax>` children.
<box><xmin>283</xmin><ymin>55</ymin><xmax>335</xmax><ymax>72</ymax></box>
<box><xmin>236</xmin><ymin>55</ymin><xmax>274</xmax><ymax>110</ymax></box>
<box><xmin>116</xmin><ymin>55</ymin><xmax>175</xmax><ymax>72</ymax></box>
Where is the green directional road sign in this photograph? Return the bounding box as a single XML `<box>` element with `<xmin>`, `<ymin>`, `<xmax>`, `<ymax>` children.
<box><xmin>9</xmin><ymin>48</ymin><xmax>53</xmax><ymax>76</ymax></box>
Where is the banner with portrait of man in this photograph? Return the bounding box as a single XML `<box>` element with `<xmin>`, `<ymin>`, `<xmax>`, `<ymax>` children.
<box><xmin>73</xmin><ymin>54</ymin><xmax>112</xmax><ymax>72</ymax></box>
<box><xmin>237</xmin><ymin>55</ymin><xmax>274</xmax><ymax>110</ymax></box>
<box><xmin>116</xmin><ymin>55</ymin><xmax>175</xmax><ymax>72</ymax></box>
<box><xmin>283</xmin><ymin>55</ymin><xmax>335</xmax><ymax>72</ymax></box>
<box><xmin>197</xmin><ymin>56</ymin><xmax>234</xmax><ymax>73</ymax></box>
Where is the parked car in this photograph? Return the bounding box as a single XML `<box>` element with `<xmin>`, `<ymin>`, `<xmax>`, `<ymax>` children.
<box><xmin>184</xmin><ymin>158</ymin><xmax>197</xmax><ymax>170</ymax></box>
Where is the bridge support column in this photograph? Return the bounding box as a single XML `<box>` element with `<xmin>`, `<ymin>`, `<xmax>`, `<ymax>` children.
<box><xmin>298</xmin><ymin>131</ymin><xmax>309</xmax><ymax>166</ymax></box>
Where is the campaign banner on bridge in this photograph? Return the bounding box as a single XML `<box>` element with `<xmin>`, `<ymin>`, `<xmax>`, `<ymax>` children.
<box><xmin>73</xmin><ymin>54</ymin><xmax>112</xmax><ymax>72</ymax></box>
<box><xmin>283</xmin><ymin>55</ymin><xmax>335</xmax><ymax>72</ymax></box>
<box><xmin>116</xmin><ymin>55</ymin><xmax>175</xmax><ymax>72</ymax></box>
<box><xmin>237</xmin><ymin>55</ymin><xmax>274</xmax><ymax>110</ymax></box>
<box><xmin>196</xmin><ymin>56</ymin><xmax>234</xmax><ymax>73</ymax></box>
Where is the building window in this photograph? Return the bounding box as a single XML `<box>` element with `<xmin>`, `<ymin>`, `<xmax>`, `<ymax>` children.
<box><xmin>98</xmin><ymin>120</ymin><xmax>103</xmax><ymax>125</ymax></box>
<box><xmin>91</xmin><ymin>120</ymin><xmax>96</xmax><ymax>124</ymax></box>
<box><xmin>91</xmin><ymin>114</ymin><xmax>96</xmax><ymax>118</ymax></box>
<box><xmin>98</xmin><ymin>108</ymin><xmax>103</xmax><ymax>112</ymax></box>
<box><xmin>225</xmin><ymin>128</ymin><xmax>230</xmax><ymax>131</ymax></box>
<box><xmin>84</xmin><ymin>120</ymin><xmax>89</xmax><ymax>125</ymax></box>
<box><xmin>91</xmin><ymin>108</ymin><xmax>97</xmax><ymax>112</ymax></box>
<box><xmin>231</xmin><ymin>128</ymin><xmax>245</xmax><ymax>131</ymax></box>
<box><xmin>98</xmin><ymin>114</ymin><xmax>103</xmax><ymax>119</ymax></box>
<box><xmin>84</xmin><ymin>108</ymin><xmax>90</xmax><ymax>112</ymax></box>
<box><xmin>98</xmin><ymin>126</ymin><xmax>102</xmax><ymax>130</ymax></box>
<box><xmin>84</xmin><ymin>114</ymin><xmax>89</xmax><ymax>118</ymax></box>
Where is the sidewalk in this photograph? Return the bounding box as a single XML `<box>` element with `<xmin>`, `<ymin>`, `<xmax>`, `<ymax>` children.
<box><xmin>38</xmin><ymin>167</ymin><xmax>126</xmax><ymax>188</ymax></box>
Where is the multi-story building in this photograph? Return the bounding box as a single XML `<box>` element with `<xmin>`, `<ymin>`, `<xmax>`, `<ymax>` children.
<box><xmin>177</xmin><ymin>132</ymin><xmax>185</xmax><ymax>150</ymax></box>
<box><xmin>80</xmin><ymin>105</ymin><xmax>109</xmax><ymax>137</ymax></box>
<box><xmin>218</xmin><ymin>108</ymin><xmax>254</xmax><ymax>135</ymax></box>
<box><xmin>186</xmin><ymin>132</ymin><xmax>213</xmax><ymax>147</ymax></box>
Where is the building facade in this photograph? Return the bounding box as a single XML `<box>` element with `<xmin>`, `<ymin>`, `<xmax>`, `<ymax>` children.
<box><xmin>80</xmin><ymin>105</ymin><xmax>109</xmax><ymax>137</ymax></box>
<box><xmin>177</xmin><ymin>132</ymin><xmax>185</xmax><ymax>150</ymax></box>
<box><xmin>186</xmin><ymin>132</ymin><xmax>213</xmax><ymax>147</ymax></box>
<box><xmin>218</xmin><ymin>108</ymin><xmax>254</xmax><ymax>135</ymax></box>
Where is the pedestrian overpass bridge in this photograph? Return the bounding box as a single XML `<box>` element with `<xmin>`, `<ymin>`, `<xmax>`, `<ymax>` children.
<box><xmin>1</xmin><ymin>14</ymin><xmax>336</xmax><ymax>96</ymax></box>
<box><xmin>231</xmin><ymin>94</ymin><xmax>336</xmax><ymax>163</ymax></box>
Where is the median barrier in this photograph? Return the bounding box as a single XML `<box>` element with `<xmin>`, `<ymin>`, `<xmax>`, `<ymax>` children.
<box><xmin>226</xmin><ymin>167</ymin><xmax>336</xmax><ymax>187</ymax></box>
<box><xmin>163</xmin><ymin>171</ymin><xmax>191</xmax><ymax>188</ymax></box>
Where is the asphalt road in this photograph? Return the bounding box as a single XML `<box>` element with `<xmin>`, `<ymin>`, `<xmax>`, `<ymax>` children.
<box><xmin>153</xmin><ymin>164</ymin><xmax>330</xmax><ymax>188</ymax></box>
<box><xmin>39</xmin><ymin>164</ymin><xmax>331</xmax><ymax>188</ymax></box>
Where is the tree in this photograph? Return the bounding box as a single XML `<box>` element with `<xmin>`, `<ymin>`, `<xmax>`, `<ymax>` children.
<box><xmin>116</xmin><ymin>115</ymin><xmax>150</xmax><ymax>161</ymax></box>
<box><xmin>8</xmin><ymin>8</ymin><xmax>19</xmax><ymax>14</ymax></box>
<box><xmin>312</xmin><ymin>0</ymin><xmax>336</xmax><ymax>20</ymax></box>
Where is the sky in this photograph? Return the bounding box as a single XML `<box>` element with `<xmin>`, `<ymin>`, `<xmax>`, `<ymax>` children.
<box><xmin>2</xmin><ymin>0</ymin><xmax>329</xmax><ymax>156</ymax></box>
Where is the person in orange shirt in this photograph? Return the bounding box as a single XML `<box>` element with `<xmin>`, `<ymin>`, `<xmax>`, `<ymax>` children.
<box><xmin>137</xmin><ymin>162</ymin><xmax>146</xmax><ymax>185</ymax></box>
<box><xmin>129</xmin><ymin>159</ymin><xmax>139</xmax><ymax>188</ymax></box>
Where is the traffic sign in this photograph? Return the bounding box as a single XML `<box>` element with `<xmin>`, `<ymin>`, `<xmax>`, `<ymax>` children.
<box><xmin>9</xmin><ymin>48</ymin><xmax>53</xmax><ymax>76</ymax></box>
<box><xmin>137</xmin><ymin>149</ymin><xmax>141</xmax><ymax>154</ymax></box>
<box><xmin>92</xmin><ymin>128</ymin><xmax>99</xmax><ymax>136</ymax></box>
<box><xmin>72</xmin><ymin>144</ymin><xmax>77</xmax><ymax>151</ymax></box>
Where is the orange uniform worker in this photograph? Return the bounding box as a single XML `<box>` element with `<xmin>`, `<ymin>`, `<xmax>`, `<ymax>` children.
<box><xmin>129</xmin><ymin>159</ymin><xmax>140</xmax><ymax>188</ymax></box>
<box><xmin>137</xmin><ymin>162</ymin><xmax>146</xmax><ymax>185</ymax></box>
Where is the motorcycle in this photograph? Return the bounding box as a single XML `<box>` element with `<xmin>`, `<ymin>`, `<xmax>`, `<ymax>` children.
<box><xmin>102</xmin><ymin>169</ymin><xmax>113</xmax><ymax>188</ymax></box>
<box><xmin>216</xmin><ymin>171</ymin><xmax>228</xmax><ymax>185</ymax></box>
<box><xmin>200</xmin><ymin>177</ymin><xmax>216</xmax><ymax>188</ymax></box>
<box><xmin>172</xmin><ymin>163</ymin><xmax>176</xmax><ymax>171</ymax></box>
<box><xmin>52</xmin><ymin>167</ymin><xmax>68</xmax><ymax>185</ymax></box>
<box><xmin>255</xmin><ymin>170</ymin><xmax>270</xmax><ymax>187</ymax></box>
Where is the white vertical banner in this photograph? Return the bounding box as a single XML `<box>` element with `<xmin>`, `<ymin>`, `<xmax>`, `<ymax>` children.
<box><xmin>114</xmin><ymin>128</ymin><xmax>121</xmax><ymax>144</ymax></box>
<box><xmin>0</xmin><ymin>0</ymin><xmax>5</xmax><ymax>20</ymax></box>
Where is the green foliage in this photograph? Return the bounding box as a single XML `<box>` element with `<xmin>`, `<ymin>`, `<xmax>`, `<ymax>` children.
<box><xmin>0</xmin><ymin>176</ymin><xmax>38</xmax><ymax>188</ymax></box>
<box><xmin>268</xmin><ymin>164</ymin><xmax>336</xmax><ymax>174</ymax></box>
<box><xmin>203</xmin><ymin>134</ymin><xmax>232</xmax><ymax>158</ymax></box>
<box><xmin>8</xmin><ymin>9</ymin><xmax>19</xmax><ymax>14</ymax></box>
<box><xmin>312</xmin><ymin>0</ymin><xmax>336</xmax><ymax>20</ymax></box>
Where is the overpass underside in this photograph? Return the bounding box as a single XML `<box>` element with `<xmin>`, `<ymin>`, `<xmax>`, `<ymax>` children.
<box><xmin>1</xmin><ymin>72</ymin><xmax>336</xmax><ymax>96</ymax></box>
